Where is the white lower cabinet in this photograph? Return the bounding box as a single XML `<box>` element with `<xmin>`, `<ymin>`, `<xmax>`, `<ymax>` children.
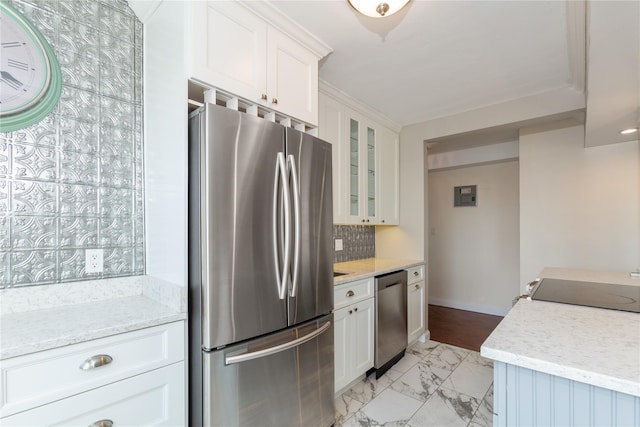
<box><xmin>406</xmin><ymin>264</ymin><xmax>426</xmax><ymax>344</ymax></box>
<box><xmin>407</xmin><ymin>280</ymin><xmax>426</xmax><ymax>344</ymax></box>
<box><xmin>2</xmin><ymin>362</ymin><xmax>185</xmax><ymax>426</ymax></box>
<box><xmin>0</xmin><ymin>321</ymin><xmax>186</xmax><ymax>426</ymax></box>
<box><xmin>334</xmin><ymin>279</ymin><xmax>375</xmax><ymax>393</ymax></box>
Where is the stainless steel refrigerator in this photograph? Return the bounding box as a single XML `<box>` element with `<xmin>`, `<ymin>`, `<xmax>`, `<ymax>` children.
<box><xmin>188</xmin><ymin>103</ymin><xmax>335</xmax><ymax>427</ymax></box>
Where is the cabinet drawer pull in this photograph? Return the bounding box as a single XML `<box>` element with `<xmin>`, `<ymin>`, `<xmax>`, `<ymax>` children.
<box><xmin>261</xmin><ymin>93</ymin><xmax>267</xmax><ymax>100</ymax></box>
<box><xmin>361</xmin><ymin>219</ymin><xmax>365</xmax><ymax>223</ymax></box>
<box><xmin>413</xmin><ymin>271</ymin><xmax>419</xmax><ymax>277</ymax></box>
<box><xmin>272</xmin><ymin>98</ymin><xmax>278</xmax><ymax>104</ymax></box>
<box><xmin>89</xmin><ymin>419</ymin><xmax>113</xmax><ymax>427</ymax></box>
<box><xmin>79</xmin><ymin>354</ymin><xmax>113</xmax><ymax>370</ymax></box>
<box><xmin>354</xmin><ymin>307</ymin><xmax>358</xmax><ymax>312</ymax></box>
<box><xmin>348</xmin><ymin>310</ymin><xmax>353</xmax><ymax>314</ymax></box>
<box><xmin>415</xmin><ymin>284</ymin><xmax>420</xmax><ymax>289</ymax></box>
<box><xmin>346</xmin><ymin>290</ymin><xmax>355</xmax><ymax>297</ymax></box>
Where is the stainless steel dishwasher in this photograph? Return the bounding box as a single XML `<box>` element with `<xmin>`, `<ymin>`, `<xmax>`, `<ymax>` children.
<box><xmin>374</xmin><ymin>270</ymin><xmax>408</xmax><ymax>378</ymax></box>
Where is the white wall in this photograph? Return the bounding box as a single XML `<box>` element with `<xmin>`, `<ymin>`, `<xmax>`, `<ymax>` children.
<box><xmin>519</xmin><ymin>123</ymin><xmax>640</xmax><ymax>289</ymax></box>
<box><xmin>143</xmin><ymin>1</ymin><xmax>188</xmax><ymax>286</ymax></box>
<box><xmin>375</xmin><ymin>125</ymin><xmax>427</xmax><ymax>261</ymax></box>
<box><xmin>428</xmin><ymin>160</ymin><xmax>520</xmax><ymax>316</ymax></box>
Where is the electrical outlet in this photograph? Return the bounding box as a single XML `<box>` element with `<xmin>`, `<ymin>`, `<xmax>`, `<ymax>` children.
<box><xmin>85</xmin><ymin>249</ymin><xmax>104</xmax><ymax>274</ymax></box>
<box><xmin>335</xmin><ymin>239</ymin><xmax>343</xmax><ymax>251</ymax></box>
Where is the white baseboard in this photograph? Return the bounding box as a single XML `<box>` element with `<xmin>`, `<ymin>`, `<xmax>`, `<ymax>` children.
<box><xmin>428</xmin><ymin>297</ymin><xmax>509</xmax><ymax>317</ymax></box>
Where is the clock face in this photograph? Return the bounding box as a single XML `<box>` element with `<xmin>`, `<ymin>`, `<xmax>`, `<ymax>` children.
<box><xmin>0</xmin><ymin>1</ymin><xmax>61</xmax><ymax>132</ymax></box>
<box><xmin>0</xmin><ymin>6</ymin><xmax>50</xmax><ymax>115</ymax></box>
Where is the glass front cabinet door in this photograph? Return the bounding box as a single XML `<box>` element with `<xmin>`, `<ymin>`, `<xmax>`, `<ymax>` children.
<box><xmin>343</xmin><ymin>116</ymin><xmax>379</xmax><ymax>224</ymax></box>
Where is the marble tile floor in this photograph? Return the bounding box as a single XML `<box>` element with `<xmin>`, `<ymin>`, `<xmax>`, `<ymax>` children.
<box><xmin>334</xmin><ymin>340</ymin><xmax>494</xmax><ymax>427</ymax></box>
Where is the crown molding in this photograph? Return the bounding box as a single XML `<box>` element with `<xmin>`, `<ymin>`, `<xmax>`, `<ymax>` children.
<box><xmin>240</xmin><ymin>1</ymin><xmax>333</xmax><ymax>59</ymax></box>
<box><xmin>319</xmin><ymin>80</ymin><xmax>402</xmax><ymax>133</ymax></box>
<box><xmin>127</xmin><ymin>0</ymin><xmax>163</xmax><ymax>24</ymax></box>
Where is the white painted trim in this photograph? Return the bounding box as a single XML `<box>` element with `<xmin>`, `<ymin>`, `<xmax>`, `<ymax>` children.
<box><xmin>403</xmin><ymin>87</ymin><xmax>585</xmax><ymax>140</ymax></box>
<box><xmin>428</xmin><ymin>297</ymin><xmax>510</xmax><ymax>317</ymax></box>
<box><xmin>319</xmin><ymin>80</ymin><xmax>402</xmax><ymax>133</ymax></box>
<box><xmin>427</xmin><ymin>140</ymin><xmax>519</xmax><ymax>170</ymax></box>
<box><xmin>565</xmin><ymin>0</ymin><xmax>586</xmax><ymax>93</ymax></box>
<box><xmin>242</xmin><ymin>1</ymin><xmax>333</xmax><ymax>59</ymax></box>
<box><xmin>127</xmin><ymin>0</ymin><xmax>163</xmax><ymax>24</ymax></box>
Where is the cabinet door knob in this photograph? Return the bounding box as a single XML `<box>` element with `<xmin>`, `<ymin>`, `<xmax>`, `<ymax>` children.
<box><xmin>261</xmin><ymin>93</ymin><xmax>267</xmax><ymax>100</ymax></box>
<box><xmin>414</xmin><ymin>271</ymin><xmax>419</xmax><ymax>276</ymax></box>
<box><xmin>366</xmin><ymin>219</ymin><xmax>370</xmax><ymax>223</ymax></box>
<box><xmin>415</xmin><ymin>284</ymin><xmax>420</xmax><ymax>289</ymax></box>
<box><xmin>354</xmin><ymin>307</ymin><xmax>358</xmax><ymax>312</ymax></box>
<box><xmin>346</xmin><ymin>290</ymin><xmax>355</xmax><ymax>297</ymax></box>
<box><xmin>272</xmin><ymin>98</ymin><xmax>278</xmax><ymax>104</ymax></box>
<box><xmin>89</xmin><ymin>420</ymin><xmax>113</xmax><ymax>427</ymax></box>
<box><xmin>381</xmin><ymin>219</ymin><xmax>385</xmax><ymax>223</ymax></box>
<box><xmin>79</xmin><ymin>354</ymin><xmax>113</xmax><ymax>370</ymax></box>
<box><xmin>361</xmin><ymin>219</ymin><xmax>366</xmax><ymax>223</ymax></box>
<box><xmin>348</xmin><ymin>310</ymin><xmax>353</xmax><ymax>314</ymax></box>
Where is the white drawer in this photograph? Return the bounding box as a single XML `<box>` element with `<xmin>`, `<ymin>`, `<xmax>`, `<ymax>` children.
<box><xmin>334</xmin><ymin>278</ymin><xmax>374</xmax><ymax>310</ymax></box>
<box><xmin>0</xmin><ymin>321</ymin><xmax>185</xmax><ymax>418</ymax></box>
<box><xmin>407</xmin><ymin>264</ymin><xmax>425</xmax><ymax>284</ymax></box>
<box><xmin>1</xmin><ymin>362</ymin><xmax>185</xmax><ymax>426</ymax></box>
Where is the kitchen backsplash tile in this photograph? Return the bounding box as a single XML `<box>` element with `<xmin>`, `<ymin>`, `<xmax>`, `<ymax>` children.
<box><xmin>0</xmin><ymin>0</ymin><xmax>143</xmax><ymax>288</ymax></box>
<box><xmin>334</xmin><ymin>225</ymin><xmax>375</xmax><ymax>263</ymax></box>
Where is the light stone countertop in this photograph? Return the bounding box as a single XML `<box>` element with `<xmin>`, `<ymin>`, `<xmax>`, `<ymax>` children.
<box><xmin>481</xmin><ymin>267</ymin><xmax>640</xmax><ymax>397</ymax></box>
<box><xmin>333</xmin><ymin>257</ymin><xmax>425</xmax><ymax>285</ymax></box>
<box><xmin>0</xmin><ymin>276</ymin><xmax>187</xmax><ymax>360</ymax></box>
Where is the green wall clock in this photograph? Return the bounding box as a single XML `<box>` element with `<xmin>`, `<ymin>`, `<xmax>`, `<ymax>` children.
<box><xmin>0</xmin><ymin>0</ymin><xmax>62</xmax><ymax>132</ymax></box>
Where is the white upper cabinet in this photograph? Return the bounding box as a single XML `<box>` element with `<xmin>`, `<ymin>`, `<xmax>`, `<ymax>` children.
<box><xmin>377</xmin><ymin>126</ymin><xmax>400</xmax><ymax>225</ymax></box>
<box><xmin>187</xmin><ymin>1</ymin><xmax>328</xmax><ymax>125</ymax></box>
<box><xmin>189</xmin><ymin>1</ymin><xmax>267</xmax><ymax>103</ymax></box>
<box><xmin>319</xmin><ymin>89</ymin><xmax>400</xmax><ymax>225</ymax></box>
<box><xmin>266</xmin><ymin>28</ymin><xmax>319</xmax><ymax>124</ymax></box>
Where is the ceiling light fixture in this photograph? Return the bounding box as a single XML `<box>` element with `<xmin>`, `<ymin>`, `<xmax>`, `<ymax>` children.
<box><xmin>348</xmin><ymin>0</ymin><xmax>411</xmax><ymax>18</ymax></box>
<box><xmin>619</xmin><ymin>128</ymin><xmax>639</xmax><ymax>135</ymax></box>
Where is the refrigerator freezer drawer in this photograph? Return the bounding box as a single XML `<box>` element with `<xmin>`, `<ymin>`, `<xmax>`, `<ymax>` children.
<box><xmin>203</xmin><ymin>315</ymin><xmax>335</xmax><ymax>427</ymax></box>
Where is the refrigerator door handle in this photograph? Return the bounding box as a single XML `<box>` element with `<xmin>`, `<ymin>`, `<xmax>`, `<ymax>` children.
<box><xmin>272</xmin><ymin>153</ymin><xmax>290</xmax><ymax>300</ymax></box>
<box><xmin>287</xmin><ymin>154</ymin><xmax>301</xmax><ymax>298</ymax></box>
<box><xmin>224</xmin><ymin>321</ymin><xmax>331</xmax><ymax>365</ymax></box>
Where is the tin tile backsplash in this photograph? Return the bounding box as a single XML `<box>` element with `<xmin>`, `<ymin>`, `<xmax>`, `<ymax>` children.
<box><xmin>334</xmin><ymin>225</ymin><xmax>375</xmax><ymax>263</ymax></box>
<box><xmin>0</xmin><ymin>0</ymin><xmax>143</xmax><ymax>288</ymax></box>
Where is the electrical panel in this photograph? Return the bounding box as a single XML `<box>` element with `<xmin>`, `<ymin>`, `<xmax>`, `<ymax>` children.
<box><xmin>454</xmin><ymin>185</ymin><xmax>477</xmax><ymax>207</ymax></box>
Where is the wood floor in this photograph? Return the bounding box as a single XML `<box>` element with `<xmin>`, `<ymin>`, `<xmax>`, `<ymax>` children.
<box><xmin>428</xmin><ymin>304</ymin><xmax>503</xmax><ymax>352</ymax></box>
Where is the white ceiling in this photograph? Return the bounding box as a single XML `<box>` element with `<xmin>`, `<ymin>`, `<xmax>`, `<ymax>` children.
<box><xmin>270</xmin><ymin>0</ymin><xmax>579</xmax><ymax>127</ymax></box>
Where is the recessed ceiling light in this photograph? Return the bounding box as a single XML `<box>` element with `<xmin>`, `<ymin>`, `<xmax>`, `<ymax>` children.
<box><xmin>619</xmin><ymin>128</ymin><xmax>638</xmax><ymax>135</ymax></box>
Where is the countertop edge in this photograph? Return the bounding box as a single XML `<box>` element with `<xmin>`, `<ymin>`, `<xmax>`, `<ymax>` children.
<box><xmin>480</xmin><ymin>344</ymin><xmax>640</xmax><ymax>397</ymax></box>
<box><xmin>0</xmin><ymin>277</ymin><xmax>187</xmax><ymax>360</ymax></box>
<box><xmin>333</xmin><ymin>258</ymin><xmax>426</xmax><ymax>285</ymax></box>
<box><xmin>1</xmin><ymin>312</ymin><xmax>187</xmax><ymax>360</ymax></box>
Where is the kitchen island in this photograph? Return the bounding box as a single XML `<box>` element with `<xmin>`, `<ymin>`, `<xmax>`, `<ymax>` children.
<box><xmin>481</xmin><ymin>267</ymin><xmax>640</xmax><ymax>426</ymax></box>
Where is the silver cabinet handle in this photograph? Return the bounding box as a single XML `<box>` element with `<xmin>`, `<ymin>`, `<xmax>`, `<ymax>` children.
<box><xmin>79</xmin><ymin>354</ymin><xmax>113</xmax><ymax>370</ymax></box>
<box><xmin>226</xmin><ymin>321</ymin><xmax>331</xmax><ymax>365</ymax></box>
<box><xmin>346</xmin><ymin>290</ymin><xmax>354</xmax><ymax>297</ymax></box>
<box><xmin>89</xmin><ymin>420</ymin><xmax>113</xmax><ymax>427</ymax></box>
